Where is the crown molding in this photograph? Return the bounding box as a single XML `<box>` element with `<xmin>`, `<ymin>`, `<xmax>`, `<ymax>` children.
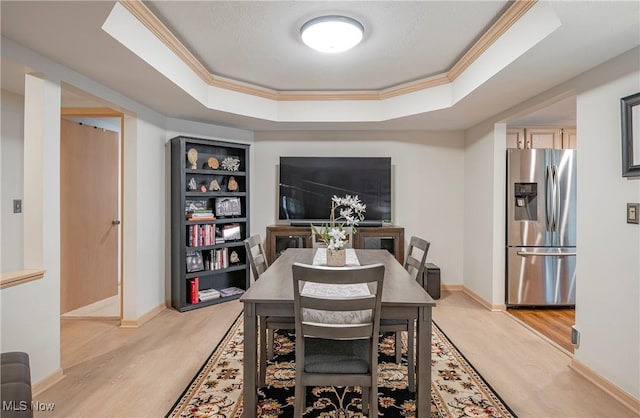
<box><xmin>447</xmin><ymin>0</ymin><xmax>537</xmax><ymax>81</ymax></box>
<box><xmin>61</xmin><ymin>107</ymin><xmax>124</xmax><ymax>117</ymax></box>
<box><xmin>118</xmin><ymin>0</ymin><xmax>537</xmax><ymax>101</ymax></box>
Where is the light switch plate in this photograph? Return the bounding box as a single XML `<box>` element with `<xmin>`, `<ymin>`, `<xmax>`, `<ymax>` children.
<box><xmin>627</xmin><ymin>203</ymin><xmax>639</xmax><ymax>224</ymax></box>
<box><xmin>13</xmin><ymin>199</ymin><xmax>22</xmax><ymax>213</ymax></box>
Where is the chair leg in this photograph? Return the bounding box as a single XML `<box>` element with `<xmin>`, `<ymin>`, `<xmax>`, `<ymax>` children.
<box><xmin>408</xmin><ymin>320</ymin><xmax>415</xmax><ymax>392</ymax></box>
<box><xmin>294</xmin><ymin>379</ymin><xmax>305</xmax><ymax>416</ymax></box>
<box><xmin>394</xmin><ymin>331</ymin><xmax>402</xmax><ymax>363</ymax></box>
<box><xmin>267</xmin><ymin>328</ymin><xmax>275</xmax><ymax>360</ymax></box>
<box><xmin>362</xmin><ymin>386</ymin><xmax>369</xmax><ymax>414</ymax></box>
<box><xmin>370</xmin><ymin>384</ymin><xmax>378</xmax><ymax>418</ymax></box>
<box><xmin>259</xmin><ymin>317</ymin><xmax>267</xmax><ymax>386</ymax></box>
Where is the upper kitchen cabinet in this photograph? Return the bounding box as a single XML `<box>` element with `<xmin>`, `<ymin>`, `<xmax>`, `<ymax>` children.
<box><xmin>562</xmin><ymin>128</ymin><xmax>577</xmax><ymax>149</ymax></box>
<box><xmin>506</xmin><ymin>128</ymin><xmax>525</xmax><ymax>149</ymax></box>
<box><xmin>507</xmin><ymin>127</ymin><xmax>576</xmax><ymax>149</ymax></box>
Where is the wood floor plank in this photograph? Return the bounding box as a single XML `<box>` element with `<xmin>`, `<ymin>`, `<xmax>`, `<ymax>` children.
<box><xmin>508</xmin><ymin>307</ymin><xmax>575</xmax><ymax>352</ymax></box>
<box><xmin>32</xmin><ymin>292</ymin><xmax>636</xmax><ymax>418</ymax></box>
<box><xmin>433</xmin><ymin>292</ymin><xmax>635</xmax><ymax>418</ymax></box>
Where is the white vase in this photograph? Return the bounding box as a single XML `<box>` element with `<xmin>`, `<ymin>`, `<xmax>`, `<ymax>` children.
<box><xmin>326</xmin><ymin>249</ymin><xmax>346</xmax><ymax>267</ymax></box>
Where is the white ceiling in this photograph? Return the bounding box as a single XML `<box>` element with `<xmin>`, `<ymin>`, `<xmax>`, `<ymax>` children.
<box><xmin>144</xmin><ymin>1</ymin><xmax>509</xmax><ymax>91</ymax></box>
<box><xmin>1</xmin><ymin>1</ymin><xmax>639</xmax><ymax>132</ymax></box>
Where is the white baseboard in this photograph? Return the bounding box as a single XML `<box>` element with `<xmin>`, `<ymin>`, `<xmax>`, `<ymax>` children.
<box><xmin>444</xmin><ymin>285</ymin><xmax>639</xmax><ymax>414</ymax></box>
<box><xmin>441</xmin><ymin>284</ymin><xmax>463</xmax><ymax>292</ymax></box>
<box><xmin>570</xmin><ymin>358</ymin><xmax>640</xmax><ymax>414</ymax></box>
<box><xmin>120</xmin><ymin>303</ymin><xmax>166</xmax><ymax>328</ymax></box>
<box><xmin>442</xmin><ymin>284</ymin><xmax>505</xmax><ymax>311</ymax></box>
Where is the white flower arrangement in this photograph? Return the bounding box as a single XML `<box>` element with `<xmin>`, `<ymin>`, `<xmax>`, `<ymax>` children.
<box><xmin>312</xmin><ymin>194</ymin><xmax>366</xmax><ymax>251</ymax></box>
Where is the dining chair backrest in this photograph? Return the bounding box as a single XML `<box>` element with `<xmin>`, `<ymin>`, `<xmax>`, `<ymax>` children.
<box><xmin>291</xmin><ymin>262</ymin><xmax>385</xmax><ymax>416</ymax></box>
<box><xmin>311</xmin><ymin>225</ymin><xmax>353</xmax><ymax>249</ymax></box>
<box><xmin>292</xmin><ymin>262</ymin><xmax>385</xmax><ymax>342</ymax></box>
<box><xmin>244</xmin><ymin>234</ymin><xmax>269</xmax><ymax>281</ymax></box>
<box><xmin>404</xmin><ymin>236</ymin><xmax>431</xmax><ymax>282</ymax></box>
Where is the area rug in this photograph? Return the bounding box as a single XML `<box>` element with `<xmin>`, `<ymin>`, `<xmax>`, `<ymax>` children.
<box><xmin>167</xmin><ymin>314</ymin><xmax>517</xmax><ymax>417</ymax></box>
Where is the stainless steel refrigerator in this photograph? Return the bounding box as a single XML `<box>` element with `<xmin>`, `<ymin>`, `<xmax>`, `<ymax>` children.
<box><xmin>506</xmin><ymin>149</ymin><xmax>577</xmax><ymax>306</ymax></box>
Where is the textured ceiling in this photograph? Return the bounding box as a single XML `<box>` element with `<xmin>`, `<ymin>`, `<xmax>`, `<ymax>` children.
<box><xmin>144</xmin><ymin>1</ymin><xmax>509</xmax><ymax>91</ymax></box>
<box><xmin>1</xmin><ymin>1</ymin><xmax>639</xmax><ymax>131</ymax></box>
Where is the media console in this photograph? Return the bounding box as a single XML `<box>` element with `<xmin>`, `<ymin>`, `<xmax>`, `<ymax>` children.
<box><xmin>265</xmin><ymin>225</ymin><xmax>405</xmax><ymax>265</ymax></box>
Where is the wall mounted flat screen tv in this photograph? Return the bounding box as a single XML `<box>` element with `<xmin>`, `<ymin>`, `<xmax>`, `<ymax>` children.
<box><xmin>279</xmin><ymin>157</ymin><xmax>392</xmax><ymax>225</ymax></box>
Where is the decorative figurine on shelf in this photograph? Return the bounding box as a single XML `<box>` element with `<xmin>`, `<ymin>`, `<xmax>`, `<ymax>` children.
<box><xmin>207</xmin><ymin>157</ymin><xmax>219</xmax><ymax>169</ymax></box>
<box><xmin>227</xmin><ymin>176</ymin><xmax>239</xmax><ymax>192</ymax></box>
<box><xmin>209</xmin><ymin>179</ymin><xmax>221</xmax><ymax>191</ymax></box>
<box><xmin>187</xmin><ymin>177</ymin><xmax>197</xmax><ymax>191</ymax></box>
<box><xmin>200</xmin><ymin>184</ymin><xmax>207</xmax><ymax>193</ymax></box>
<box><xmin>187</xmin><ymin>148</ymin><xmax>198</xmax><ymax>169</ymax></box>
<box><xmin>221</xmin><ymin>156</ymin><xmax>240</xmax><ymax>171</ymax></box>
<box><xmin>229</xmin><ymin>250</ymin><xmax>240</xmax><ymax>264</ymax></box>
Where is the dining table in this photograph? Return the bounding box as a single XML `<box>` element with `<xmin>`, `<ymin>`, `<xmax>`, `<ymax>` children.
<box><xmin>240</xmin><ymin>248</ymin><xmax>436</xmax><ymax>418</ymax></box>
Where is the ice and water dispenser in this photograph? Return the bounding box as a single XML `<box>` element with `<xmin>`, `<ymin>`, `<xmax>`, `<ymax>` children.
<box><xmin>513</xmin><ymin>182</ymin><xmax>537</xmax><ymax>221</ymax></box>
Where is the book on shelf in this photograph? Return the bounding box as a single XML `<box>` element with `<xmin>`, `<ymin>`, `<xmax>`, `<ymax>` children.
<box><xmin>219</xmin><ymin>286</ymin><xmax>245</xmax><ymax>297</ymax></box>
<box><xmin>205</xmin><ymin>247</ymin><xmax>230</xmax><ymax>270</ymax></box>
<box><xmin>188</xmin><ymin>224</ymin><xmax>215</xmax><ymax>247</ymax></box>
<box><xmin>187</xmin><ymin>209</ymin><xmax>215</xmax><ymax>221</ymax></box>
<box><xmin>198</xmin><ymin>288</ymin><xmax>221</xmax><ymax>301</ymax></box>
<box><xmin>189</xmin><ymin>277</ymin><xmax>199</xmax><ymax>304</ymax></box>
<box><xmin>214</xmin><ymin>227</ymin><xmax>225</xmax><ymax>244</ymax></box>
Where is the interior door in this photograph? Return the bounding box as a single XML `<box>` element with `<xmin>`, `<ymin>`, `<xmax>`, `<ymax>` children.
<box><xmin>60</xmin><ymin>119</ymin><xmax>119</xmax><ymax>313</ymax></box>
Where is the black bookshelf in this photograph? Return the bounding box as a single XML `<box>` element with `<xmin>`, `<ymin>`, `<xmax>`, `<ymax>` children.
<box><xmin>170</xmin><ymin>136</ymin><xmax>250</xmax><ymax>312</ymax></box>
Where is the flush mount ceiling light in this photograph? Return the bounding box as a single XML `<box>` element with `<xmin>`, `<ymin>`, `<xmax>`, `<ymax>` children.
<box><xmin>300</xmin><ymin>15</ymin><xmax>364</xmax><ymax>53</ymax></box>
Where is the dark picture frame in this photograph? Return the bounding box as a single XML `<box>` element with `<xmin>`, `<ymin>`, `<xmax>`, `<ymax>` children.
<box><xmin>215</xmin><ymin>197</ymin><xmax>241</xmax><ymax>217</ymax></box>
<box><xmin>185</xmin><ymin>250</ymin><xmax>204</xmax><ymax>273</ymax></box>
<box><xmin>621</xmin><ymin>92</ymin><xmax>640</xmax><ymax>177</ymax></box>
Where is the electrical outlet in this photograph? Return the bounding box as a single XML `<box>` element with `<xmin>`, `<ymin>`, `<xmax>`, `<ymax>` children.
<box><xmin>571</xmin><ymin>325</ymin><xmax>580</xmax><ymax>348</ymax></box>
<box><xmin>13</xmin><ymin>199</ymin><xmax>22</xmax><ymax>213</ymax></box>
<box><xmin>627</xmin><ymin>203</ymin><xmax>639</xmax><ymax>224</ymax></box>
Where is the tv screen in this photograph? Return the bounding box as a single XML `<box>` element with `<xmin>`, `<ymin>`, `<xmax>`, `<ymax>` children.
<box><xmin>279</xmin><ymin>157</ymin><xmax>391</xmax><ymax>225</ymax></box>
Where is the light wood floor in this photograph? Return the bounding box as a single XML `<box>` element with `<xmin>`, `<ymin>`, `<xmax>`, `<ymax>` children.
<box><xmin>507</xmin><ymin>307</ymin><xmax>575</xmax><ymax>353</ymax></box>
<box><xmin>61</xmin><ymin>293</ymin><xmax>120</xmax><ymax>319</ymax></box>
<box><xmin>34</xmin><ymin>291</ymin><xmax>637</xmax><ymax>418</ymax></box>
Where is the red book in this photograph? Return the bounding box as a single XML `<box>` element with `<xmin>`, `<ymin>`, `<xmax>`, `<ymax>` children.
<box><xmin>190</xmin><ymin>277</ymin><xmax>199</xmax><ymax>304</ymax></box>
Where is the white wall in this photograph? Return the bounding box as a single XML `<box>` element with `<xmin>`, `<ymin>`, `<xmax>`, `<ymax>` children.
<box><xmin>252</xmin><ymin>130</ymin><xmax>465</xmax><ymax>285</ymax></box>
<box><xmin>573</xmin><ymin>49</ymin><xmax>640</xmax><ymax>398</ymax></box>
<box><xmin>464</xmin><ymin>46</ymin><xmax>640</xmax><ymax>399</ymax></box>
<box><xmin>1</xmin><ymin>76</ymin><xmax>62</xmax><ymax>384</ymax></box>
<box><xmin>1</xmin><ymin>90</ymin><xmax>24</xmax><ymax>272</ymax></box>
<box><xmin>463</xmin><ymin>122</ymin><xmax>505</xmax><ymax>303</ymax></box>
<box><xmin>1</xmin><ymin>38</ymin><xmax>171</xmax><ymax>382</ymax></box>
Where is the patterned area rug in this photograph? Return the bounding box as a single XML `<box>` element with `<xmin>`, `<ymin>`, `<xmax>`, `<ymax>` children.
<box><xmin>167</xmin><ymin>314</ymin><xmax>517</xmax><ymax>417</ymax></box>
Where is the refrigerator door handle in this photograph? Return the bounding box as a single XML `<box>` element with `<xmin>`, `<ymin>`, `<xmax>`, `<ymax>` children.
<box><xmin>553</xmin><ymin>165</ymin><xmax>560</xmax><ymax>232</ymax></box>
<box><xmin>516</xmin><ymin>250</ymin><xmax>577</xmax><ymax>257</ymax></box>
<box><xmin>546</xmin><ymin>165</ymin><xmax>554</xmax><ymax>231</ymax></box>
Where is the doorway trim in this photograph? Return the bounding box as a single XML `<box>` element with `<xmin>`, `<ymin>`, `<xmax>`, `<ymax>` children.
<box><xmin>61</xmin><ymin>107</ymin><xmax>125</xmax><ymax>321</ymax></box>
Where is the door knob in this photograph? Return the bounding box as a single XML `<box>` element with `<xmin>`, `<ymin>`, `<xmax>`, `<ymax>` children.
<box><xmin>112</xmin><ymin>219</ymin><xmax>121</xmax><ymax>225</ymax></box>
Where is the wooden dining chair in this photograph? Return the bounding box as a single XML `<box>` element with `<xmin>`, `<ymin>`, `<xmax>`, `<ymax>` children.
<box><xmin>292</xmin><ymin>262</ymin><xmax>385</xmax><ymax>417</ymax></box>
<box><xmin>244</xmin><ymin>235</ymin><xmax>294</xmax><ymax>385</ymax></box>
<box><xmin>379</xmin><ymin>235</ymin><xmax>430</xmax><ymax>392</ymax></box>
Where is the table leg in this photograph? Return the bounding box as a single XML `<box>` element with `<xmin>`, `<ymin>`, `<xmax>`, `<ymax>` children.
<box><xmin>416</xmin><ymin>306</ymin><xmax>431</xmax><ymax>418</ymax></box>
<box><xmin>243</xmin><ymin>304</ymin><xmax>257</xmax><ymax>418</ymax></box>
